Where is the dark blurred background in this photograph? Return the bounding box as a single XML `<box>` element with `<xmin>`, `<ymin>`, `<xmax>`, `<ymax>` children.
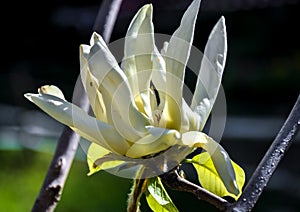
<box><xmin>0</xmin><ymin>0</ymin><xmax>300</xmax><ymax>211</ymax></box>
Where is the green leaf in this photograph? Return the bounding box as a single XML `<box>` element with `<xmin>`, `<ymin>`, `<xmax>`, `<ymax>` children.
<box><xmin>192</xmin><ymin>152</ymin><xmax>245</xmax><ymax>200</ymax></box>
<box><xmin>181</xmin><ymin>131</ymin><xmax>240</xmax><ymax>195</ymax></box>
<box><xmin>146</xmin><ymin>177</ymin><xmax>179</xmax><ymax>212</ymax></box>
<box><xmin>87</xmin><ymin>143</ymin><xmax>124</xmax><ymax>176</ymax></box>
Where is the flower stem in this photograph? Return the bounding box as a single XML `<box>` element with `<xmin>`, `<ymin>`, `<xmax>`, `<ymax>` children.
<box><xmin>127</xmin><ymin>168</ymin><xmax>148</xmax><ymax>212</ymax></box>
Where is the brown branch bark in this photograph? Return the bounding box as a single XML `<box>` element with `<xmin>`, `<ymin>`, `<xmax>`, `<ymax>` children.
<box><xmin>31</xmin><ymin>1</ymin><xmax>123</xmax><ymax>211</ymax></box>
<box><xmin>161</xmin><ymin>169</ymin><xmax>231</xmax><ymax>211</ymax></box>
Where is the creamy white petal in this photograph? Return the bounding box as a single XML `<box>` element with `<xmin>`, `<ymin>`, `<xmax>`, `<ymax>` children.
<box><xmin>191</xmin><ymin>17</ymin><xmax>227</xmax><ymax>130</ymax></box>
<box><xmin>182</xmin><ymin>98</ymin><xmax>201</xmax><ymax>132</ymax></box>
<box><xmin>124</xmin><ymin>4</ymin><xmax>154</xmax><ymax>75</ymax></box>
<box><xmin>86</xmin><ymin>32</ymin><xmax>149</xmax><ymax>141</ymax></box>
<box><xmin>126</xmin><ymin>126</ymin><xmax>180</xmax><ymax>158</ymax></box>
<box><xmin>80</xmin><ymin>45</ymin><xmax>107</xmax><ymax>122</ymax></box>
<box><xmin>181</xmin><ymin>131</ymin><xmax>239</xmax><ymax>195</ymax></box>
<box><xmin>38</xmin><ymin>85</ymin><xmax>65</xmax><ymax>100</ymax></box>
<box><xmin>151</xmin><ymin>47</ymin><xmax>166</xmax><ymax>97</ymax></box>
<box><xmin>160</xmin><ymin>41</ymin><xmax>168</xmax><ymax>55</ymax></box>
<box><xmin>123</xmin><ymin>4</ymin><xmax>155</xmax><ymax>118</ymax></box>
<box><xmin>150</xmin><ymin>47</ymin><xmax>166</xmax><ymax>125</ymax></box>
<box><xmin>162</xmin><ymin>0</ymin><xmax>201</xmax><ymax>130</ymax></box>
<box><xmin>24</xmin><ymin>93</ymin><xmax>130</xmax><ymax>155</ymax></box>
<box><xmin>97</xmin><ymin>86</ymin><xmax>144</xmax><ymax>142</ymax></box>
<box><xmin>158</xmin><ymin>93</ymin><xmax>181</xmax><ymax>130</ymax></box>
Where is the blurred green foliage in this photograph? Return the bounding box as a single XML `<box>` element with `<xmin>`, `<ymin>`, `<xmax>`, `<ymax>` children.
<box><xmin>0</xmin><ymin>149</ymin><xmax>131</xmax><ymax>212</ymax></box>
<box><xmin>0</xmin><ymin>149</ymin><xmax>221</xmax><ymax>211</ymax></box>
<box><xmin>0</xmin><ymin>150</ymin><xmax>46</xmax><ymax>211</ymax></box>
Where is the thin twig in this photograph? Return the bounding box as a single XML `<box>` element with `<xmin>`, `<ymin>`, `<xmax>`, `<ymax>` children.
<box><xmin>31</xmin><ymin>1</ymin><xmax>123</xmax><ymax>211</ymax></box>
<box><xmin>161</xmin><ymin>169</ymin><xmax>231</xmax><ymax>211</ymax></box>
<box><xmin>228</xmin><ymin>94</ymin><xmax>300</xmax><ymax>212</ymax></box>
<box><xmin>93</xmin><ymin>0</ymin><xmax>123</xmax><ymax>42</ymax></box>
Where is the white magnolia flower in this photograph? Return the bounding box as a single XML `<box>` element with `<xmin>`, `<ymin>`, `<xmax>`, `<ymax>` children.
<box><xmin>24</xmin><ymin>0</ymin><xmax>242</xmax><ymax>196</ymax></box>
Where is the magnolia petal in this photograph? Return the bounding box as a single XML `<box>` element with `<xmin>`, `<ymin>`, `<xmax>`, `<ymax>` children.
<box><xmin>122</xmin><ymin>56</ymin><xmax>146</xmax><ymax>116</ymax></box>
<box><xmin>80</xmin><ymin>44</ymin><xmax>107</xmax><ymax>122</ymax></box>
<box><xmin>24</xmin><ymin>92</ymin><xmax>130</xmax><ymax>155</ymax></box>
<box><xmin>194</xmin><ymin>97</ymin><xmax>211</xmax><ymax>131</ymax></box>
<box><xmin>126</xmin><ymin>127</ymin><xmax>180</xmax><ymax>158</ymax></box>
<box><xmin>149</xmin><ymin>47</ymin><xmax>167</xmax><ymax>126</ymax></box>
<box><xmin>124</xmin><ymin>3</ymin><xmax>154</xmax><ymax>76</ymax></box>
<box><xmin>160</xmin><ymin>41</ymin><xmax>168</xmax><ymax>55</ymax></box>
<box><xmin>159</xmin><ymin>94</ymin><xmax>182</xmax><ymax>131</ymax></box>
<box><xmin>182</xmin><ymin>98</ymin><xmax>201</xmax><ymax>132</ymax></box>
<box><xmin>181</xmin><ymin>131</ymin><xmax>239</xmax><ymax>195</ymax></box>
<box><xmin>191</xmin><ymin>16</ymin><xmax>227</xmax><ymax>130</ymax></box>
<box><xmin>121</xmin><ymin>56</ymin><xmax>139</xmax><ymax>100</ymax></box>
<box><xmin>38</xmin><ymin>85</ymin><xmax>65</xmax><ymax>100</ymax></box>
<box><xmin>162</xmin><ymin>0</ymin><xmax>201</xmax><ymax>130</ymax></box>
<box><xmin>123</xmin><ymin>4</ymin><xmax>155</xmax><ymax>119</ymax></box>
<box><xmin>149</xmin><ymin>85</ymin><xmax>164</xmax><ymax>126</ymax></box>
<box><xmin>139</xmin><ymin>90</ymin><xmax>153</xmax><ymax>119</ymax></box>
<box><xmin>151</xmin><ymin>47</ymin><xmax>166</xmax><ymax>103</ymax></box>
<box><xmin>108</xmin><ymin>96</ymin><xmax>148</xmax><ymax>142</ymax></box>
<box><xmin>151</xmin><ymin>47</ymin><xmax>166</xmax><ymax>91</ymax></box>
<box><xmin>86</xmin><ymin>32</ymin><xmax>149</xmax><ymax>141</ymax></box>
<box><xmin>165</xmin><ymin>0</ymin><xmax>201</xmax><ymax>82</ymax></box>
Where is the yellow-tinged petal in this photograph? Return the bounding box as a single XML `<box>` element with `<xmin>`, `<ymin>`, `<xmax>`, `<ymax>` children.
<box><xmin>181</xmin><ymin>131</ymin><xmax>239</xmax><ymax>195</ymax></box>
<box><xmin>80</xmin><ymin>44</ymin><xmax>107</xmax><ymax>122</ymax></box>
<box><xmin>159</xmin><ymin>94</ymin><xmax>199</xmax><ymax>133</ymax></box>
<box><xmin>191</xmin><ymin>16</ymin><xmax>227</xmax><ymax>130</ymax></box>
<box><xmin>85</xmin><ymin>32</ymin><xmax>149</xmax><ymax>141</ymax></box>
<box><xmin>160</xmin><ymin>41</ymin><xmax>168</xmax><ymax>56</ymax></box>
<box><xmin>192</xmin><ymin>152</ymin><xmax>245</xmax><ymax>200</ymax></box>
<box><xmin>182</xmin><ymin>98</ymin><xmax>201</xmax><ymax>132</ymax></box>
<box><xmin>124</xmin><ymin>4</ymin><xmax>154</xmax><ymax>75</ymax></box>
<box><xmin>123</xmin><ymin>4</ymin><xmax>155</xmax><ymax>119</ymax></box>
<box><xmin>38</xmin><ymin>85</ymin><xmax>65</xmax><ymax>100</ymax></box>
<box><xmin>151</xmin><ymin>47</ymin><xmax>166</xmax><ymax>108</ymax></box>
<box><xmin>126</xmin><ymin>127</ymin><xmax>180</xmax><ymax>158</ymax></box>
<box><xmin>24</xmin><ymin>92</ymin><xmax>130</xmax><ymax>155</ymax></box>
<box><xmin>151</xmin><ymin>47</ymin><xmax>166</xmax><ymax>92</ymax></box>
<box><xmin>106</xmin><ymin>92</ymin><xmax>148</xmax><ymax>142</ymax></box>
<box><xmin>159</xmin><ymin>94</ymin><xmax>181</xmax><ymax>131</ymax></box>
<box><xmin>162</xmin><ymin>0</ymin><xmax>201</xmax><ymax>130</ymax></box>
